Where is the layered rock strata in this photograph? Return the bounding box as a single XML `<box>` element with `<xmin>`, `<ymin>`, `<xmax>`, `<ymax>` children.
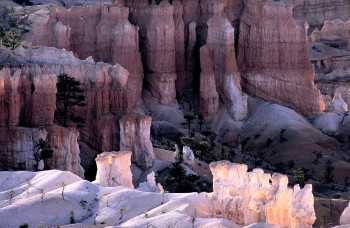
<box><xmin>95</xmin><ymin>151</ymin><xmax>134</xmax><ymax>188</ymax></box>
<box><xmin>311</xmin><ymin>19</ymin><xmax>350</xmax><ymax>49</ymax></box>
<box><xmin>238</xmin><ymin>0</ymin><xmax>324</xmax><ymax>116</ymax></box>
<box><xmin>199</xmin><ymin>1</ymin><xmax>248</xmax><ymax>120</ymax></box>
<box><xmin>0</xmin><ymin>126</ymin><xmax>84</xmax><ymax>177</ymax></box>
<box><xmin>119</xmin><ymin>114</ymin><xmax>155</xmax><ymax>170</ymax></box>
<box><xmin>210</xmin><ymin>161</ymin><xmax>316</xmax><ymax>227</ymax></box>
<box><xmin>137</xmin><ymin>171</ymin><xmax>164</xmax><ymax>193</ymax></box>
<box><xmin>0</xmin><ymin>46</ymin><xmax>129</xmax><ymax>153</ymax></box>
<box><xmin>285</xmin><ymin>0</ymin><xmax>350</xmax><ymax>27</ymax></box>
<box><xmin>32</xmin><ymin>4</ymin><xmax>143</xmax><ymax>106</ymax></box>
<box><xmin>127</xmin><ymin>2</ymin><xmax>178</xmax><ymax>106</ymax></box>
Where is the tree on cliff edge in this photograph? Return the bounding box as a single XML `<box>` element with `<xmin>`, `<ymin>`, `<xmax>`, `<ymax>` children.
<box><xmin>56</xmin><ymin>74</ymin><xmax>86</xmax><ymax>127</ymax></box>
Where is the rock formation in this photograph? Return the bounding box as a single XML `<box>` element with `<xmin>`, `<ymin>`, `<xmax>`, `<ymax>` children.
<box><xmin>32</xmin><ymin>4</ymin><xmax>143</xmax><ymax>106</ymax></box>
<box><xmin>95</xmin><ymin>151</ymin><xmax>134</xmax><ymax>188</ymax></box>
<box><xmin>182</xmin><ymin>146</ymin><xmax>195</xmax><ymax>166</ymax></box>
<box><xmin>333</xmin><ymin>90</ymin><xmax>348</xmax><ymax>114</ymax></box>
<box><xmin>237</xmin><ymin>0</ymin><xmax>324</xmax><ymax>116</ymax></box>
<box><xmin>0</xmin><ymin>128</ymin><xmax>47</xmax><ymax>171</ymax></box>
<box><xmin>44</xmin><ymin>126</ymin><xmax>84</xmax><ymax>177</ymax></box>
<box><xmin>199</xmin><ymin>1</ymin><xmax>247</xmax><ymax>120</ymax></box>
<box><xmin>311</xmin><ymin>19</ymin><xmax>350</xmax><ymax>49</ymax></box>
<box><xmin>0</xmin><ymin>46</ymin><xmax>129</xmax><ymax>153</ymax></box>
<box><xmin>0</xmin><ymin>126</ymin><xmax>84</xmax><ymax>177</ymax></box>
<box><xmin>119</xmin><ymin>114</ymin><xmax>155</xmax><ymax>170</ymax></box>
<box><xmin>340</xmin><ymin>202</ymin><xmax>350</xmax><ymax>225</ymax></box>
<box><xmin>137</xmin><ymin>171</ymin><xmax>164</xmax><ymax>193</ymax></box>
<box><xmin>210</xmin><ymin>161</ymin><xmax>316</xmax><ymax>227</ymax></box>
<box><xmin>285</xmin><ymin>0</ymin><xmax>350</xmax><ymax>27</ymax></box>
<box><xmin>32</xmin><ymin>75</ymin><xmax>57</xmax><ymax>127</ymax></box>
<box><xmin>127</xmin><ymin>2</ymin><xmax>178</xmax><ymax>106</ymax></box>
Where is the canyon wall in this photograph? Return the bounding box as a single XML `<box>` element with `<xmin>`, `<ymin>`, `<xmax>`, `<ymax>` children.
<box><xmin>311</xmin><ymin>19</ymin><xmax>350</xmax><ymax>49</ymax></box>
<box><xmin>285</xmin><ymin>0</ymin><xmax>350</xmax><ymax>27</ymax></box>
<box><xmin>32</xmin><ymin>4</ymin><xmax>143</xmax><ymax>106</ymax></box>
<box><xmin>198</xmin><ymin>1</ymin><xmax>247</xmax><ymax>120</ymax></box>
<box><xmin>238</xmin><ymin>0</ymin><xmax>324</xmax><ymax>116</ymax></box>
<box><xmin>210</xmin><ymin>161</ymin><xmax>316</xmax><ymax>227</ymax></box>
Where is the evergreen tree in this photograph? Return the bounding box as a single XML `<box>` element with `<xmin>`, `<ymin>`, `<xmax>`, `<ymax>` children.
<box><xmin>324</xmin><ymin>159</ymin><xmax>334</xmax><ymax>184</ymax></box>
<box><xmin>3</xmin><ymin>28</ymin><xmax>20</xmax><ymax>50</ymax></box>
<box><xmin>56</xmin><ymin>74</ymin><xmax>86</xmax><ymax>127</ymax></box>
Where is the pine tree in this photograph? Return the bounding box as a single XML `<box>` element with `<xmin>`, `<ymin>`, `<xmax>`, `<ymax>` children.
<box><xmin>56</xmin><ymin>74</ymin><xmax>86</xmax><ymax>127</ymax></box>
<box><xmin>324</xmin><ymin>159</ymin><xmax>334</xmax><ymax>184</ymax></box>
<box><xmin>3</xmin><ymin>28</ymin><xmax>20</xmax><ymax>50</ymax></box>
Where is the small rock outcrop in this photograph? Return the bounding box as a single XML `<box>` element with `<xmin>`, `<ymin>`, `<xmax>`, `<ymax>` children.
<box><xmin>311</xmin><ymin>19</ymin><xmax>350</xmax><ymax>49</ymax></box>
<box><xmin>210</xmin><ymin>161</ymin><xmax>316</xmax><ymax>227</ymax></box>
<box><xmin>285</xmin><ymin>0</ymin><xmax>350</xmax><ymax>27</ymax></box>
<box><xmin>340</xmin><ymin>202</ymin><xmax>350</xmax><ymax>225</ymax></box>
<box><xmin>182</xmin><ymin>146</ymin><xmax>195</xmax><ymax>166</ymax></box>
<box><xmin>238</xmin><ymin>0</ymin><xmax>324</xmax><ymax>116</ymax></box>
<box><xmin>119</xmin><ymin>115</ymin><xmax>155</xmax><ymax>170</ymax></box>
<box><xmin>333</xmin><ymin>91</ymin><xmax>348</xmax><ymax>114</ymax></box>
<box><xmin>137</xmin><ymin>171</ymin><xmax>164</xmax><ymax>193</ymax></box>
<box><xmin>95</xmin><ymin>151</ymin><xmax>134</xmax><ymax>188</ymax></box>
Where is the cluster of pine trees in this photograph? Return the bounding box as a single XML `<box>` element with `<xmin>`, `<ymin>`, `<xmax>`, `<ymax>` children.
<box><xmin>0</xmin><ymin>5</ymin><xmax>30</xmax><ymax>49</ymax></box>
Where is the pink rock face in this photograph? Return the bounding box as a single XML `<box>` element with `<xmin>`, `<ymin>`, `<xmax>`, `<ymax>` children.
<box><xmin>311</xmin><ymin>19</ymin><xmax>350</xmax><ymax>48</ymax></box>
<box><xmin>285</xmin><ymin>0</ymin><xmax>350</xmax><ymax>27</ymax></box>
<box><xmin>128</xmin><ymin>3</ymin><xmax>178</xmax><ymax>106</ymax></box>
<box><xmin>32</xmin><ymin>75</ymin><xmax>57</xmax><ymax>127</ymax></box>
<box><xmin>199</xmin><ymin>1</ymin><xmax>247</xmax><ymax>120</ymax></box>
<box><xmin>0</xmin><ymin>127</ymin><xmax>47</xmax><ymax>171</ymax></box>
<box><xmin>0</xmin><ymin>126</ymin><xmax>84</xmax><ymax>177</ymax></box>
<box><xmin>237</xmin><ymin>0</ymin><xmax>324</xmax><ymax>116</ymax></box>
<box><xmin>95</xmin><ymin>151</ymin><xmax>134</xmax><ymax>188</ymax></box>
<box><xmin>45</xmin><ymin>126</ymin><xmax>84</xmax><ymax>177</ymax></box>
<box><xmin>119</xmin><ymin>114</ymin><xmax>155</xmax><ymax>170</ymax></box>
<box><xmin>199</xmin><ymin>46</ymin><xmax>219</xmax><ymax>118</ymax></box>
<box><xmin>210</xmin><ymin>161</ymin><xmax>316</xmax><ymax>227</ymax></box>
<box><xmin>0</xmin><ymin>47</ymin><xmax>129</xmax><ymax>154</ymax></box>
<box><xmin>32</xmin><ymin>4</ymin><xmax>143</xmax><ymax>106</ymax></box>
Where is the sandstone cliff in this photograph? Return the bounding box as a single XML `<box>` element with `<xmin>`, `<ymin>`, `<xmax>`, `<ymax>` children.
<box><xmin>32</xmin><ymin>4</ymin><xmax>143</xmax><ymax>106</ymax></box>
<box><xmin>198</xmin><ymin>1</ymin><xmax>248</xmax><ymax>121</ymax></box>
<box><xmin>285</xmin><ymin>0</ymin><xmax>350</xmax><ymax>27</ymax></box>
<box><xmin>238</xmin><ymin>0</ymin><xmax>324</xmax><ymax>116</ymax></box>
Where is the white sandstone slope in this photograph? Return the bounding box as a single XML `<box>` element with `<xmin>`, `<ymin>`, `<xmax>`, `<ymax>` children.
<box><xmin>0</xmin><ymin>160</ymin><xmax>316</xmax><ymax>228</ymax></box>
<box><xmin>0</xmin><ymin>170</ymin><xmax>238</xmax><ymax>228</ymax></box>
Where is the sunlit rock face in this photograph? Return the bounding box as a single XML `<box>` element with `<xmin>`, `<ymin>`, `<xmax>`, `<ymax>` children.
<box><xmin>119</xmin><ymin>115</ymin><xmax>155</xmax><ymax>170</ymax></box>
<box><xmin>340</xmin><ymin>202</ymin><xmax>350</xmax><ymax>225</ymax></box>
<box><xmin>210</xmin><ymin>161</ymin><xmax>316</xmax><ymax>227</ymax></box>
<box><xmin>198</xmin><ymin>1</ymin><xmax>247</xmax><ymax>121</ymax></box>
<box><xmin>95</xmin><ymin>151</ymin><xmax>134</xmax><ymax>188</ymax></box>
<box><xmin>137</xmin><ymin>171</ymin><xmax>164</xmax><ymax>193</ymax></box>
<box><xmin>237</xmin><ymin>0</ymin><xmax>324</xmax><ymax>116</ymax></box>
<box><xmin>32</xmin><ymin>4</ymin><xmax>143</xmax><ymax>106</ymax></box>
